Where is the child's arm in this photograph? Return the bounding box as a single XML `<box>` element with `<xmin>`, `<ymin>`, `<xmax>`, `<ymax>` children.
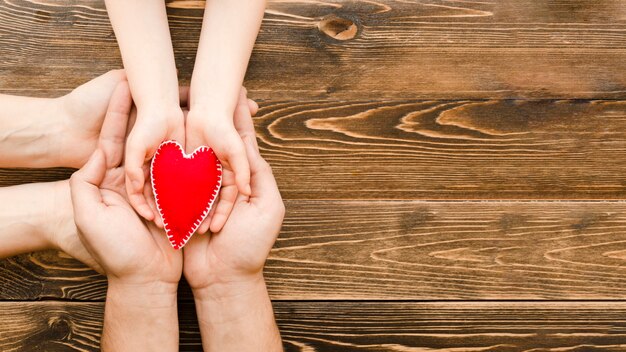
<box><xmin>0</xmin><ymin>70</ymin><xmax>126</xmax><ymax>168</ymax></box>
<box><xmin>187</xmin><ymin>0</ymin><xmax>266</xmax><ymax>196</ymax></box>
<box><xmin>104</xmin><ymin>0</ymin><xmax>185</xmax><ymax>221</ymax></box>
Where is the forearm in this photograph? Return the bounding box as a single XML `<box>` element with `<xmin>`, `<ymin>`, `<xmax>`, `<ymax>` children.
<box><xmin>0</xmin><ymin>181</ymin><xmax>70</xmax><ymax>258</ymax></box>
<box><xmin>0</xmin><ymin>95</ymin><xmax>66</xmax><ymax>167</ymax></box>
<box><xmin>193</xmin><ymin>276</ymin><xmax>282</xmax><ymax>352</ymax></box>
<box><xmin>102</xmin><ymin>280</ymin><xmax>179</xmax><ymax>352</ymax></box>
<box><xmin>104</xmin><ymin>0</ymin><xmax>179</xmax><ymax>108</ymax></box>
<box><xmin>190</xmin><ymin>0</ymin><xmax>265</xmax><ymax>117</ymax></box>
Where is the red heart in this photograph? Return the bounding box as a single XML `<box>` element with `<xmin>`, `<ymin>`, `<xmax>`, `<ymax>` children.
<box><xmin>150</xmin><ymin>140</ymin><xmax>222</xmax><ymax>249</ymax></box>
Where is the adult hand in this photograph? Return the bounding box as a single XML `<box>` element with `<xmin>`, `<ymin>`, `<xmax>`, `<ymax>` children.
<box><xmin>186</xmin><ymin>87</ymin><xmax>259</xmax><ymax>234</ymax></box>
<box><xmin>183</xmin><ymin>86</ymin><xmax>284</xmax><ymax>352</ymax></box>
<box><xmin>183</xmin><ymin>88</ymin><xmax>283</xmax><ymax>296</ymax></box>
<box><xmin>57</xmin><ymin>69</ymin><xmax>127</xmax><ymax>168</ymax></box>
<box><xmin>69</xmin><ymin>81</ymin><xmax>182</xmax><ymax>287</ymax></box>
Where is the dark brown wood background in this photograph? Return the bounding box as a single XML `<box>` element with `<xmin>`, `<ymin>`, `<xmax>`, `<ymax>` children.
<box><xmin>1</xmin><ymin>0</ymin><xmax>626</xmax><ymax>350</ymax></box>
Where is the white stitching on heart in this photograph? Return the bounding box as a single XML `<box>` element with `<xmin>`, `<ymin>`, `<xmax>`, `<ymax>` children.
<box><xmin>150</xmin><ymin>140</ymin><xmax>223</xmax><ymax>250</ymax></box>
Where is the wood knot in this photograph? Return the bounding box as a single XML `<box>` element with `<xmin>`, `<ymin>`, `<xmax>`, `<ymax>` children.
<box><xmin>318</xmin><ymin>15</ymin><xmax>358</xmax><ymax>41</ymax></box>
<box><xmin>48</xmin><ymin>316</ymin><xmax>72</xmax><ymax>341</ymax></box>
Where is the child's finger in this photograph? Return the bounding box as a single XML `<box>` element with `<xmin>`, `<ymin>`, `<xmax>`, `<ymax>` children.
<box><xmin>99</xmin><ymin>81</ymin><xmax>132</xmax><ymax>168</ymax></box>
<box><xmin>124</xmin><ymin>141</ymin><xmax>154</xmax><ymax>220</ymax></box>
<box><xmin>197</xmin><ymin>198</ymin><xmax>217</xmax><ymax>234</ymax></box>
<box><xmin>143</xmin><ymin>173</ymin><xmax>163</xmax><ymax>228</ymax></box>
<box><xmin>208</xmin><ymin>184</ymin><xmax>238</xmax><ymax>233</ymax></box>
<box><xmin>70</xmin><ymin>149</ymin><xmax>107</xmax><ymax>220</ymax></box>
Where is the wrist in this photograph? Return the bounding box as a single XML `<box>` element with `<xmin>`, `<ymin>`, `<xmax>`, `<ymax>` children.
<box><xmin>188</xmin><ymin>102</ymin><xmax>232</xmax><ymax>122</ymax></box>
<box><xmin>44</xmin><ymin>180</ymin><xmax>74</xmax><ymax>250</ymax></box>
<box><xmin>9</xmin><ymin>97</ymin><xmax>65</xmax><ymax>167</ymax></box>
<box><xmin>103</xmin><ymin>278</ymin><xmax>179</xmax><ymax>352</ymax></box>
<box><xmin>108</xmin><ymin>278</ymin><xmax>178</xmax><ymax>307</ymax></box>
<box><xmin>135</xmin><ymin>102</ymin><xmax>184</xmax><ymax>122</ymax></box>
<box><xmin>193</xmin><ymin>274</ymin><xmax>270</xmax><ymax>324</ymax></box>
<box><xmin>191</xmin><ymin>273</ymin><xmax>265</xmax><ymax>302</ymax></box>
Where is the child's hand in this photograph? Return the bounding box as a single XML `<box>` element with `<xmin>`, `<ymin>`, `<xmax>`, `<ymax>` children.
<box><xmin>58</xmin><ymin>70</ymin><xmax>127</xmax><ymax>168</ymax></box>
<box><xmin>183</xmin><ymin>90</ymin><xmax>284</xmax><ymax>297</ymax></box>
<box><xmin>124</xmin><ymin>105</ymin><xmax>185</xmax><ymax>221</ymax></box>
<box><xmin>69</xmin><ymin>81</ymin><xmax>182</xmax><ymax>286</ymax></box>
<box><xmin>185</xmin><ymin>88</ymin><xmax>259</xmax><ymax>233</ymax></box>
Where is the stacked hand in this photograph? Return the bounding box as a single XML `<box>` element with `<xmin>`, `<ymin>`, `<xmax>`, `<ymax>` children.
<box><xmin>0</xmin><ymin>70</ymin><xmax>283</xmax><ymax>351</ymax></box>
<box><xmin>67</xmin><ymin>76</ymin><xmax>283</xmax><ymax>351</ymax></box>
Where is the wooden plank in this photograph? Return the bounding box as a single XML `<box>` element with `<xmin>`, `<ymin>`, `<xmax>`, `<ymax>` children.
<box><xmin>2</xmin><ymin>100</ymin><xmax>626</xmax><ymax>200</ymax></box>
<box><xmin>257</xmin><ymin>99</ymin><xmax>626</xmax><ymax>200</ymax></box>
<box><xmin>4</xmin><ymin>201</ymin><xmax>626</xmax><ymax>301</ymax></box>
<box><xmin>2</xmin><ymin>301</ymin><xmax>626</xmax><ymax>351</ymax></box>
<box><xmin>0</xmin><ymin>0</ymin><xmax>625</xmax><ymax>99</ymax></box>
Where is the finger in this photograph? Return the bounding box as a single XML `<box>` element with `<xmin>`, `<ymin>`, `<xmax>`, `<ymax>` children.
<box><xmin>244</xmin><ymin>135</ymin><xmax>281</xmax><ymax>203</ymax></box>
<box><xmin>247</xmin><ymin>98</ymin><xmax>259</xmax><ymax>116</ymax></box>
<box><xmin>124</xmin><ymin>136</ymin><xmax>154</xmax><ymax>220</ymax></box>
<box><xmin>143</xmin><ymin>167</ymin><xmax>163</xmax><ymax>228</ymax></box>
<box><xmin>226</xmin><ymin>139</ymin><xmax>251</xmax><ymax>196</ymax></box>
<box><xmin>234</xmin><ymin>91</ymin><xmax>258</xmax><ymax>150</ymax></box>
<box><xmin>69</xmin><ymin>149</ymin><xmax>107</xmax><ymax>219</ymax></box>
<box><xmin>99</xmin><ymin>81</ymin><xmax>132</xmax><ymax>168</ymax></box>
<box><xmin>208</xmin><ymin>184</ymin><xmax>238</xmax><ymax>233</ymax></box>
<box><xmin>197</xmin><ymin>198</ymin><xmax>217</xmax><ymax>234</ymax></box>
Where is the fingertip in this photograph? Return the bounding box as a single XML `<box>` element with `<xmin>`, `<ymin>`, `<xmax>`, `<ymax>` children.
<box><xmin>198</xmin><ymin>221</ymin><xmax>210</xmax><ymax>234</ymax></box>
<box><xmin>140</xmin><ymin>205</ymin><xmax>155</xmax><ymax>221</ymax></box>
<box><xmin>209</xmin><ymin>216</ymin><xmax>225</xmax><ymax>234</ymax></box>
<box><xmin>76</xmin><ymin>149</ymin><xmax>106</xmax><ymax>185</ymax></box>
<box><xmin>248</xmin><ymin>99</ymin><xmax>259</xmax><ymax>116</ymax></box>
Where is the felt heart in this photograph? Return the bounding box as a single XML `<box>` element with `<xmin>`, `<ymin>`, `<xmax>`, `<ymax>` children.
<box><xmin>151</xmin><ymin>140</ymin><xmax>222</xmax><ymax>250</ymax></box>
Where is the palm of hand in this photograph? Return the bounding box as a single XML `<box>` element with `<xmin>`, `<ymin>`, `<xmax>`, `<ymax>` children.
<box><xmin>183</xmin><ymin>184</ymin><xmax>284</xmax><ymax>289</ymax></box>
<box><xmin>90</xmin><ymin>165</ymin><xmax>182</xmax><ymax>284</ymax></box>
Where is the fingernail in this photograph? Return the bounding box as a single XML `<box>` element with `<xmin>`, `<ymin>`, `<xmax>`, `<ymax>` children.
<box><xmin>245</xmin><ymin>184</ymin><xmax>252</xmax><ymax>195</ymax></box>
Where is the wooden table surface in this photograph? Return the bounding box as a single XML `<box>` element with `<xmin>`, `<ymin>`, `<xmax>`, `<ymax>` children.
<box><xmin>1</xmin><ymin>0</ymin><xmax>626</xmax><ymax>350</ymax></box>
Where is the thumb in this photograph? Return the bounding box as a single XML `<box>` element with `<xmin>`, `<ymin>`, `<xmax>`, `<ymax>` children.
<box><xmin>70</xmin><ymin>149</ymin><xmax>107</xmax><ymax>221</ymax></box>
<box><xmin>244</xmin><ymin>135</ymin><xmax>280</xmax><ymax>202</ymax></box>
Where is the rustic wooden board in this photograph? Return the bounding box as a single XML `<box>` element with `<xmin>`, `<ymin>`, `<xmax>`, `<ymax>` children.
<box><xmin>0</xmin><ymin>0</ymin><xmax>625</xmax><ymax>99</ymax></box>
<box><xmin>2</xmin><ymin>100</ymin><xmax>626</xmax><ymax>200</ymax></box>
<box><xmin>1</xmin><ymin>301</ymin><xmax>626</xmax><ymax>351</ymax></box>
<box><xmin>257</xmin><ymin>99</ymin><xmax>626</xmax><ymax>200</ymax></box>
<box><xmin>4</xmin><ymin>201</ymin><xmax>626</xmax><ymax>301</ymax></box>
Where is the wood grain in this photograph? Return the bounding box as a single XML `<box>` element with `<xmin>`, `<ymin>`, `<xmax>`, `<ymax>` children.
<box><xmin>5</xmin><ymin>201</ymin><xmax>626</xmax><ymax>301</ymax></box>
<box><xmin>0</xmin><ymin>0</ymin><xmax>625</xmax><ymax>99</ymax></box>
<box><xmin>2</xmin><ymin>301</ymin><xmax>626</xmax><ymax>351</ymax></box>
<box><xmin>256</xmin><ymin>99</ymin><xmax>626</xmax><ymax>200</ymax></box>
<box><xmin>2</xmin><ymin>100</ymin><xmax>626</xmax><ymax>200</ymax></box>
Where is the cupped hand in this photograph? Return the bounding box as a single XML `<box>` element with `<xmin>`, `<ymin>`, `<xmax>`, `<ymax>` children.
<box><xmin>69</xmin><ymin>81</ymin><xmax>182</xmax><ymax>286</ymax></box>
<box><xmin>185</xmin><ymin>89</ymin><xmax>257</xmax><ymax>233</ymax></box>
<box><xmin>186</xmin><ymin>87</ymin><xmax>259</xmax><ymax>234</ymax></box>
<box><xmin>183</xmin><ymin>92</ymin><xmax>284</xmax><ymax>295</ymax></box>
<box><xmin>125</xmin><ymin>103</ymin><xmax>185</xmax><ymax>223</ymax></box>
<box><xmin>58</xmin><ymin>70</ymin><xmax>127</xmax><ymax>168</ymax></box>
